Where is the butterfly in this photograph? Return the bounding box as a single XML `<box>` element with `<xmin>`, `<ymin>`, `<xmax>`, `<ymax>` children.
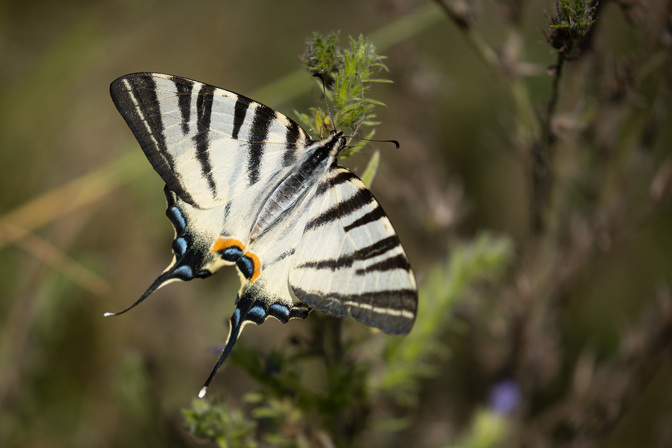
<box><xmin>108</xmin><ymin>73</ymin><xmax>417</xmax><ymax>397</ymax></box>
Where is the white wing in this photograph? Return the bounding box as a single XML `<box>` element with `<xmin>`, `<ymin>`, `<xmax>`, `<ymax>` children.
<box><xmin>110</xmin><ymin>72</ymin><xmax>312</xmax><ymax>211</ymax></box>
<box><xmin>289</xmin><ymin>167</ymin><xmax>417</xmax><ymax>335</ymax></box>
<box><xmin>109</xmin><ymin>72</ymin><xmax>320</xmax><ymax>292</ymax></box>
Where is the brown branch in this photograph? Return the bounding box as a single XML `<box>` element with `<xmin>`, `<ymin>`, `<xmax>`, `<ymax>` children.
<box><xmin>431</xmin><ymin>0</ymin><xmax>471</xmax><ymax>30</ymax></box>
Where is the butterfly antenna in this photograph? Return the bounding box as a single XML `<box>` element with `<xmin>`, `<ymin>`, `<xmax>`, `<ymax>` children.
<box><xmin>346</xmin><ymin>136</ymin><xmax>401</xmax><ymax>149</ymax></box>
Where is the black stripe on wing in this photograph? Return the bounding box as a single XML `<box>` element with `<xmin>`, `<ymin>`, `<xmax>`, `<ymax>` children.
<box><xmin>305</xmin><ymin>188</ymin><xmax>371</xmax><ymax>230</ymax></box>
<box><xmin>283</xmin><ymin>120</ymin><xmax>302</xmax><ymax>167</ymax></box>
<box><xmin>247</xmin><ymin>103</ymin><xmax>276</xmax><ymax>186</ymax></box>
<box><xmin>297</xmin><ymin>236</ymin><xmax>402</xmax><ymax>270</ymax></box>
<box><xmin>292</xmin><ymin>287</ymin><xmax>416</xmax><ymax>335</ymax></box>
<box><xmin>343</xmin><ymin>205</ymin><xmax>387</xmax><ymax>232</ymax></box>
<box><xmin>231</xmin><ymin>95</ymin><xmax>251</xmax><ymax>140</ymax></box>
<box><xmin>194</xmin><ymin>83</ymin><xmax>218</xmax><ymax>197</ymax></box>
<box><xmin>316</xmin><ymin>166</ymin><xmax>358</xmax><ymax>195</ymax></box>
<box><xmin>355</xmin><ymin>253</ymin><xmax>412</xmax><ymax>274</ymax></box>
<box><xmin>173</xmin><ymin>75</ymin><xmax>194</xmax><ymax>135</ymax></box>
<box><xmin>110</xmin><ymin>75</ymin><xmax>193</xmax><ymax>203</ymax></box>
<box><xmin>281</xmin><ymin>118</ymin><xmax>318</xmax><ymax>165</ymax></box>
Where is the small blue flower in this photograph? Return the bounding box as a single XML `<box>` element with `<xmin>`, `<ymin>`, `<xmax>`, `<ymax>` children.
<box><xmin>489</xmin><ymin>379</ymin><xmax>521</xmax><ymax>415</ymax></box>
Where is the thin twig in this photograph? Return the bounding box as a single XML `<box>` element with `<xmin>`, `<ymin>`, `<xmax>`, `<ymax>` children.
<box><xmin>431</xmin><ymin>0</ymin><xmax>471</xmax><ymax>30</ymax></box>
<box><xmin>544</xmin><ymin>53</ymin><xmax>566</xmax><ymax>145</ymax></box>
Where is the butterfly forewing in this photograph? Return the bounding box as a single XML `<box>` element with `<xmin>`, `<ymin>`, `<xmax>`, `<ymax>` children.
<box><xmin>110</xmin><ymin>73</ymin><xmax>313</xmax><ymax>209</ymax></box>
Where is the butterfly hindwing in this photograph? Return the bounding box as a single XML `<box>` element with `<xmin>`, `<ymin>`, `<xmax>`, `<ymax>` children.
<box><xmin>289</xmin><ymin>167</ymin><xmax>417</xmax><ymax>335</ymax></box>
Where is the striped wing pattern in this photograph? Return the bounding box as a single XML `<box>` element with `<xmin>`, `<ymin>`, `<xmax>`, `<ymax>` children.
<box><xmin>108</xmin><ymin>73</ymin><xmax>417</xmax><ymax>396</ymax></box>
<box><xmin>290</xmin><ymin>167</ymin><xmax>416</xmax><ymax>335</ymax></box>
<box><xmin>110</xmin><ymin>73</ymin><xmax>313</xmax><ymax>209</ymax></box>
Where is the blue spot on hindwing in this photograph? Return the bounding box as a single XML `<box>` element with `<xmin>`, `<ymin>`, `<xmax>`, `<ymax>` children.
<box><xmin>231</xmin><ymin>308</ymin><xmax>241</xmax><ymax>326</ymax></box>
<box><xmin>173</xmin><ymin>237</ymin><xmax>188</xmax><ymax>257</ymax></box>
<box><xmin>247</xmin><ymin>305</ymin><xmax>267</xmax><ymax>323</ymax></box>
<box><xmin>167</xmin><ymin>206</ymin><xmax>187</xmax><ymax>233</ymax></box>
<box><xmin>269</xmin><ymin>303</ymin><xmax>290</xmax><ymax>321</ymax></box>
<box><xmin>172</xmin><ymin>265</ymin><xmax>193</xmax><ymax>279</ymax></box>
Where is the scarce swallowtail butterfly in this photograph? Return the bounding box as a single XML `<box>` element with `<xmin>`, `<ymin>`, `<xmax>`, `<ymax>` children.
<box><xmin>108</xmin><ymin>73</ymin><xmax>417</xmax><ymax>397</ymax></box>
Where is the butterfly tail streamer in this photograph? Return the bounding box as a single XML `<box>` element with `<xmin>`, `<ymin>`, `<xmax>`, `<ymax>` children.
<box><xmin>198</xmin><ymin>291</ymin><xmax>312</xmax><ymax>397</ymax></box>
<box><xmin>102</xmin><ymin>270</ymin><xmax>172</xmax><ymax>317</ymax></box>
<box><xmin>198</xmin><ymin>294</ymin><xmax>255</xmax><ymax>398</ymax></box>
<box><xmin>103</xmin><ymin>250</ymin><xmax>210</xmax><ymax>317</ymax></box>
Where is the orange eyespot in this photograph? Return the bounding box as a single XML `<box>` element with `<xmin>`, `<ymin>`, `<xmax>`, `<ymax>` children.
<box><xmin>211</xmin><ymin>238</ymin><xmax>261</xmax><ymax>282</ymax></box>
<box><xmin>244</xmin><ymin>251</ymin><xmax>261</xmax><ymax>283</ymax></box>
<box><xmin>211</xmin><ymin>237</ymin><xmax>244</xmax><ymax>253</ymax></box>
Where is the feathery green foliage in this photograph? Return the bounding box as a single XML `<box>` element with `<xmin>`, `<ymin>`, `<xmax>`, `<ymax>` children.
<box><xmin>183</xmin><ymin>399</ymin><xmax>257</xmax><ymax>448</ymax></box>
<box><xmin>545</xmin><ymin>0</ymin><xmax>597</xmax><ymax>57</ymax></box>
<box><xmin>296</xmin><ymin>32</ymin><xmax>389</xmax><ymax>160</ymax></box>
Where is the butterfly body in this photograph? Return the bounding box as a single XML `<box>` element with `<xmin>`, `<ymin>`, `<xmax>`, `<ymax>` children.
<box><xmin>109</xmin><ymin>73</ymin><xmax>417</xmax><ymax>396</ymax></box>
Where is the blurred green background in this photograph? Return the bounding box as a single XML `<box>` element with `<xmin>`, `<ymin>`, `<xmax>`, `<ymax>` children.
<box><xmin>1</xmin><ymin>0</ymin><xmax>671</xmax><ymax>447</ymax></box>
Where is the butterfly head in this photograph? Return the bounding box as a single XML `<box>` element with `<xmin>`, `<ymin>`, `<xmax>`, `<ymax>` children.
<box><xmin>329</xmin><ymin>130</ymin><xmax>347</xmax><ymax>155</ymax></box>
<box><xmin>333</xmin><ymin>130</ymin><xmax>347</xmax><ymax>146</ymax></box>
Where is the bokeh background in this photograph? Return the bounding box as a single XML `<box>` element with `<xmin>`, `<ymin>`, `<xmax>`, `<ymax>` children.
<box><xmin>1</xmin><ymin>1</ymin><xmax>671</xmax><ymax>447</ymax></box>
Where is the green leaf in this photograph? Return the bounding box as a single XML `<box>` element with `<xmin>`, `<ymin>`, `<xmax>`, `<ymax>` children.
<box><xmin>297</xmin><ymin>33</ymin><xmax>390</xmax><ymax>141</ymax></box>
<box><xmin>360</xmin><ymin>150</ymin><xmax>380</xmax><ymax>188</ymax></box>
